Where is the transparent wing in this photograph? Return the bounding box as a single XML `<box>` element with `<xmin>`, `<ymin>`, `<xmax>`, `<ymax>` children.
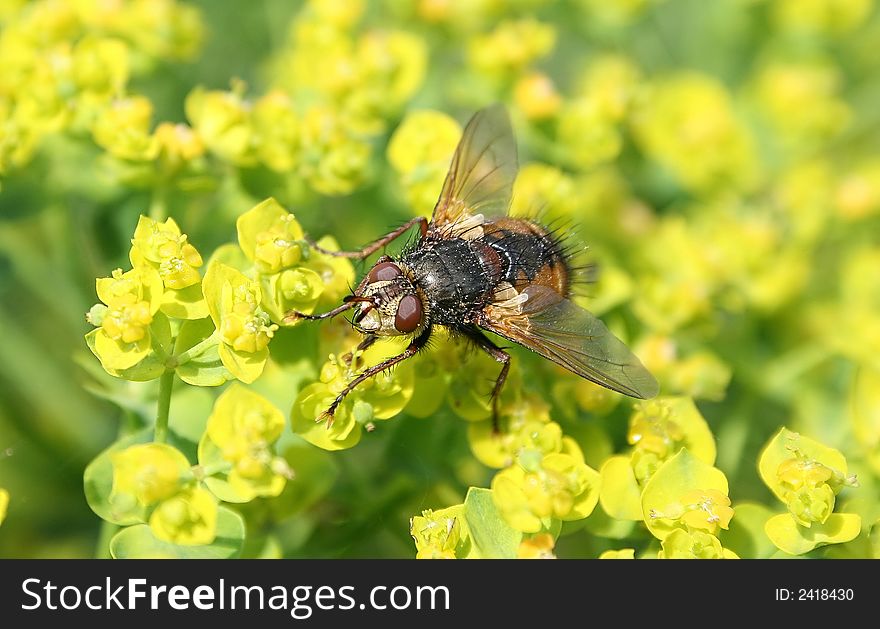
<box><xmin>481</xmin><ymin>286</ymin><xmax>659</xmax><ymax>399</ymax></box>
<box><xmin>430</xmin><ymin>104</ymin><xmax>518</xmax><ymax>234</ymax></box>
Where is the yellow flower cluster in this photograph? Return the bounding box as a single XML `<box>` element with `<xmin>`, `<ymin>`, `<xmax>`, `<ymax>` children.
<box><xmin>0</xmin><ymin>0</ymin><xmax>202</xmax><ymax>177</ymax></box>
<box><xmin>111</xmin><ymin>443</ymin><xmax>217</xmax><ymax>545</ymax></box>
<box><xmin>56</xmin><ymin>0</ymin><xmax>876</xmax><ymax>560</ymax></box>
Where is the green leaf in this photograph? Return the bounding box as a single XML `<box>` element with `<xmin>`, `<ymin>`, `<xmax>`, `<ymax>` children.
<box><xmin>823</xmin><ymin>529</ymin><xmax>876</xmax><ymax>559</ymax></box>
<box><xmin>765</xmin><ymin>513</ymin><xmax>861</xmax><ymax>555</ymax></box>
<box><xmin>197</xmin><ymin>433</ymin><xmax>250</xmax><ymax>503</ymax></box>
<box><xmin>209</xmin><ymin>243</ymin><xmax>252</xmax><ymax>272</ymax></box>
<box><xmin>641</xmin><ymin>448</ymin><xmax>729</xmax><ymax>541</ymax></box>
<box><xmin>174</xmin><ymin>318</ymin><xmax>231</xmax><ymax>386</ymax></box>
<box><xmin>84</xmin><ymin>428</ymin><xmax>154</xmax><ymax>526</ymax></box>
<box><xmin>249</xmin><ymin>358</ymin><xmax>316</xmax><ymax>422</ymax></box>
<box><xmin>201</xmin><ymin>476</ymin><xmax>247</xmax><ymax>503</ymax></box>
<box><xmin>0</xmin><ymin>488</ymin><xmax>9</xmax><ymax>526</ymax></box>
<box><xmin>599</xmin><ymin>455</ymin><xmax>643</xmax><ymax>520</ymax></box>
<box><xmin>871</xmin><ymin>518</ymin><xmax>880</xmax><ymax>558</ymax></box>
<box><xmin>167</xmin><ymin>385</ymin><xmax>214</xmax><ymax>444</ymax></box>
<box><xmin>852</xmin><ymin>366</ymin><xmax>880</xmax><ymax>472</ymax></box>
<box><xmin>665</xmin><ymin>396</ymin><xmax>717</xmax><ymax>465</ymax></box>
<box><xmin>236</xmin><ymin>198</ymin><xmax>302</xmax><ymax>262</ymax></box>
<box><xmin>200</xmin><ymin>457</ymin><xmax>278</xmax><ymax>505</ymax></box>
<box><xmin>720</xmin><ymin>502</ymin><xmax>777</xmax><ymax>559</ymax></box>
<box><xmin>160</xmin><ymin>283</ymin><xmax>209</xmax><ymax>320</ymax></box>
<box><xmin>463</xmin><ymin>487</ymin><xmax>522</xmax><ymax>558</ymax></box>
<box><xmin>109</xmin><ymin>506</ymin><xmax>245</xmax><ymax>558</ymax></box>
<box><xmin>219</xmin><ymin>343</ymin><xmax>268</xmax><ymax>384</ymax></box>
<box><xmin>583</xmin><ymin>506</ymin><xmax>637</xmax><ymax>539</ymax></box>
<box><xmin>268</xmin><ymin>443</ymin><xmax>339</xmax><ymax>519</ymax></box>
<box><xmin>85</xmin><ymin>327</ymin><xmax>165</xmax><ymax>382</ymax></box>
<box><xmin>241</xmin><ymin>534</ymin><xmax>285</xmax><ymax>559</ymax></box>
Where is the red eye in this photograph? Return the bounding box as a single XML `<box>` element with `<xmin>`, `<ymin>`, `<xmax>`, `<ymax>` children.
<box><xmin>394</xmin><ymin>294</ymin><xmax>423</xmax><ymax>333</ymax></box>
<box><xmin>368</xmin><ymin>261</ymin><xmax>401</xmax><ymax>283</ymax></box>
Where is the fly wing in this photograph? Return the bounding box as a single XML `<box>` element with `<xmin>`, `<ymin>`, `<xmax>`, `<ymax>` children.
<box><xmin>430</xmin><ymin>104</ymin><xmax>518</xmax><ymax>238</ymax></box>
<box><xmin>480</xmin><ymin>285</ymin><xmax>659</xmax><ymax>399</ymax></box>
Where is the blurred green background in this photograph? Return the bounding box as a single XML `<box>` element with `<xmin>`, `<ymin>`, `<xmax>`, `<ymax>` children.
<box><xmin>1</xmin><ymin>0</ymin><xmax>879</xmax><ymax>558</ymax></box>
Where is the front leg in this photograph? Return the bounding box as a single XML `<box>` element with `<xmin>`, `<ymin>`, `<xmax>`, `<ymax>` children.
<box><xmin>341</xmin><ymin>334</ymin><xmax>379</xmax><ymax>367</ymax></box>
<box><xmin>463</xmin><ymin>329</ymin><xmax>511</xmax><ymax>433</ymax></box>
<box><xmin>308</xmin><ymin>217</ymin><xmax>428</xmax><ymax>260</ymax></box>
<box><xmin>284</xmin><ymin>256</ymin><xmax>394</xmax><ymax>324</ymax></box>
<box><xmin>321</xmin><ymin>328</ymin><xmax>432</xmax><ymax>426</ymax></box>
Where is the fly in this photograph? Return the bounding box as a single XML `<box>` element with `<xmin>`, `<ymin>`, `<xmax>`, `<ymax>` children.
<box><xmin>286</xmin><ymin>105</ymin><xmax>659</xmax><ymax>426</ymax></box>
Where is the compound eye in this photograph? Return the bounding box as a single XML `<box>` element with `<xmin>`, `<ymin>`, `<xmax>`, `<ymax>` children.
<box><xmin>394</xmin><ymin>294</ymin><xmax>423</xmax><ymax>333</ymax></box>
<box><xmin>367</xmin><ymin>261</ymin><xmax>401</xmax><ymax>283</ymax></box>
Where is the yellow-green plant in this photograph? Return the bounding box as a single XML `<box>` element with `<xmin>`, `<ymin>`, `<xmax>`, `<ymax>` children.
<box><xmin>0</xmin><ymin>0</ymin><xmax>878</xmax><ymax>559</ymax></box>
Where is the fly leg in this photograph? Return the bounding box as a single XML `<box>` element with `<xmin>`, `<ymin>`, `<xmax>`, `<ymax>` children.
<box><xmin>307</xmin><ymin>217</ymin><xmax>428</xmax><ymax>260</ymax></box>
<box><xmin>283</xmin><ymin>259</ymin><xmax>394</xmax><ymax>323</ymax></box>
<box><xmin>320</xmin><ymin>328</ymin><xmax>431</xmax><ymax>426</ymax></box>
<box><xmin>465</xmin><ymin>330</ymin><xmax>511</xmax><ymax>434</ymax></box>
<box><xmin>283</xmin><ymin>296</ymin><xmax>376</xmax><ymax>324</ymax></box>
<box><xmin>341</xmin><ymin>334</ymin><xmax>379</xmax><ymax>368</ymax></box>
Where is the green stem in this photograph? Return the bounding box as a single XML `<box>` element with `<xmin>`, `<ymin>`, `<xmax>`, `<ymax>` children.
<box><xmin>94</xmin><ymin>519</ymin><xmax>117</xmax><ymax>559</ymax></box>
<box><xmin>148</xmin><ymin>183</ymin><xmax>168</xmax><ymax>221</ymax></box>
<box><xmin>192</xmin><ymin>461</ymin><xmax>233</xmax><ymax>480</ymax></box>
<box><xmin>154</xmin><ymin>370</ymin><xmax>175</xmax><ymax>443</ymax></box>
<box><xmin>151</xmin><ymin>334</ymin><xmax>170</xmax><ymax>363</ymax></box>
<box><xmin>174</xmin><ymin>331</ymin><xmax>220</xmax><ymax>366</ymax></box>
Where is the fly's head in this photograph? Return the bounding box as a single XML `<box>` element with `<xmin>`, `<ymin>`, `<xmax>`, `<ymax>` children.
<box><xmin>349</xmin><ymin>260</ymin><xmax>427</xmax><ymax>336</ymax></box>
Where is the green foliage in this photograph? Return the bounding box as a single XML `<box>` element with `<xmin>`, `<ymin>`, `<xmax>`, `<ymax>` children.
<box><xmin>109</xmin><ymin>507</ymin><xmax>245</xmax><ymax>559</ymax></box>
<box><xmin>1</xmin><ymin>0</ymin><xmax>879</xmax><ymax>559</ymax></box>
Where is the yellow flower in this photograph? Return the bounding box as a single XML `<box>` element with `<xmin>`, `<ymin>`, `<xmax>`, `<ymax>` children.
<box><xmin>658</xmin><ymin>529</ymin><xmax>735</xmax><ymax>559</ymax></box>
<box><xmin>119</xmin><ymin>0</ymin><xmax>205</xmax><ymax>60</ymax></box>
<box><xmin>468</xmin><ymin>19</ymin><xmax>556</xmax><ymax>78</ymax></box>
<box><xmin>221</xmin><ymin>290</ymin><xmax>276</xmax><ymax>354</ymax></box>
<box><xmin>411</xmin><ymin>507</ymin><xmax>464</xmax><ymax>559</ymax></box>
<box><xmin>89</xmin><ymin>266</ymin><xmax>164</xmax><ymax>371</ymax></box>
<box><xmin>678</xmin><ymin>489</ymin><xmax>735</xmax><ymax>534</ymax></box>
<box><xmin>202</xmin><ymin>384</ymin><xmax>290</xmax><ymax>500</ymax></box>
<box><xmin>149</xmin><ymin>486</ymin><xmax>218</xmax><ymax>546</ymax></box>
<box><xmin>237</xmin><ymin>198</ymin><xmax>306</xmax><ymax>275</ymax></box>
<box><xmin>154</xmin><ymin>122</ymin><xmax>205</xmax><ymax>165</ymax></box>
<box><xmin>773</xmin><ymin>0</ymin><xmax>872</xmax><ymax>35</ymax></box>
<box><xmin>631</xmin><ymin>73</ymin><xmax>757</xmax><ymax>192</ymax></box>
<box><xmin>509</xmin><ymin>163</ymin><xmax>577</xmax><ymax>221</ymax></box>
<box><xmin>298</xmin><ymin>105</ymin><xmax>371</xmax><ymax>195</ymax></box>
<box><xmin>517</xmin><ymin>533</ymin><xmax>556</xmax><ymax>559</ymax></box>
<box><xmin>203</xmin><ymin>261</ymin><xmax>277</xmax><ymax>383</ymax></box>
<box><xmin>752</xmin><ymin>59</ymin><xmax>850</xmax><ymax>149</ymax></box>
<box><xmin>185</xmin><ymin>84</ymin><xmax>253</xmax><ymax>165</ymax></box>
<box><xmin>251</xmin><ymin>90</ymin><xmax>300</xmax><ymax>172</ymax></box>
<box><xmin>577</xmin><ymin>55</ymin><xmax>641</xmax><ymax>121</ymax></box>
<box><xmin>92</xmin><ymin>95</ymin><xmax>157</xmax><ymax>160</ymax></box>
<box><xmin>514</xmin><ymin>72</ymin><xmax>562</xmax><ymax>120</ymax></box>
<box><xmin>557</xmin><ymin>98</ymin><xmax>621</xmax><ymax>169</ymax></box>
<box><xmin>111</xmin><ymin>443</ymin><xmax>190</xmax><ymax>507</ymax></box>
<box><xmin>492</xmin><ymin>452</ymin><xmax>600</xmax><ymax>532</ymax></box>
<box><xmin>835</xmin><ymin>159</ymin><xmax>880</xmax><ymax>221</ymax></box>
<box><xmin>0</xmin><ymin>488</ymin><xmax>8</xmax><ymax>526</ymax></box>
<box><xmin>130</xmin><ymin>216</ymin><xmax>203</xmax><ymax>290</ymax></box>
<box><xmin>71</xmin><ymin>36</ymin><xmax>129</xmax><ymax>97</ymax></box>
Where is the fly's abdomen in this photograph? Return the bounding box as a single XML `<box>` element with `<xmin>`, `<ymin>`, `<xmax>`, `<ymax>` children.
<box><xmin>482</xmin><ymin>218</ymin><xmax>570</xmax><ymax>297</ymax></box>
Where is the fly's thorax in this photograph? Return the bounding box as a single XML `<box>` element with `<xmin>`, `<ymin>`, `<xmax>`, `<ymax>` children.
<box><xmin>352</xmin><ymin>260</ymin><xmax>428</xmax><ymax>336</ymax></box>
<box><xmin>401</xmin><ymin>238</ymin><xmax>501</xmax><ymax>328</ymax></box>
